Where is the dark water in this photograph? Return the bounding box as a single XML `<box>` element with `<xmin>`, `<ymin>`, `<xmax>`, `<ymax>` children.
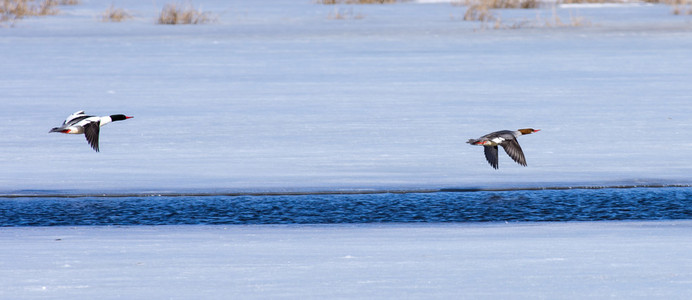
<box><xmin>1</xmin><ymin>187</ymin><xmax>691</xmax><ymax>226</ymax></box>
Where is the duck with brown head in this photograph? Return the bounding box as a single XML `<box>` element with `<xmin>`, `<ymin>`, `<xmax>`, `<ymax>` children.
<box><xmin>467</xmin><ymin>128</ymin><xmax>540</xmax><ymax>169</ymax></box>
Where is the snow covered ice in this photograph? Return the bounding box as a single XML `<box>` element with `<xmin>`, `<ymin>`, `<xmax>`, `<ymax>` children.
<box><xmin>2</xmin><ymin>221</ymin><xmax>692</xmax><ymax>299</ymax></box>
<box><xmin>1</xmin><ymin>1</ymin><xmax>692</xmax><ymax>298</ymax></box>
<box><xmin>1</xmin><ymin>0</ymin><xmax>691</xmax><ymax>194</ymax></box>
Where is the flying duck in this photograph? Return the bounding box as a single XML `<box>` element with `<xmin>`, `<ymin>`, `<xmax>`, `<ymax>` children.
<box><xmin>467</xmin><ymin>128</ymin><xmax>540</xmax><ymax>169</ymax></box>
<box><xmin>49</xmin><ymin>110</ymin><xmax>133</xmax><ymax>152</ymax></box>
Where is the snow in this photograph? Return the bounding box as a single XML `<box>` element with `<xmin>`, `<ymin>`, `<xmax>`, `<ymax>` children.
<box><xmin>2</xmin><ymin>3</ymin><xmax>692</xmax><ymax>297</ymax></box>
<box><xmin>1</xmin><ymin>0</ymin><xmax>691</xmax><ymax>194</ymax></box>
<box><xmin>2</xmin><ymin>221</ymin><xmax>692</xmax><ymax>299</ymax></box>
<box><xmin>559</xmin><ymin>3</ymin><xmax>655</xmax><ymax>8</ymax></box>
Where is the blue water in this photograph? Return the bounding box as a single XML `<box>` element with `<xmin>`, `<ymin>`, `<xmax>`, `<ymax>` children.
<box><xmin>1</xmin><ymin>187</ymin><xmax>691</xmax><ymax>226</ymax></box>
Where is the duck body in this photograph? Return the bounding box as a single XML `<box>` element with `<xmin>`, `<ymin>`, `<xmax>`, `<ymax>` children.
<box><xmin>49</xmin><ymin>111</ymin><xmax>132</xmax><ymax>152</ymax></box>
<box><xmin>467</xmin><ymin>128</ymin><xmax>539</xmax><ymax>169</ymax></box>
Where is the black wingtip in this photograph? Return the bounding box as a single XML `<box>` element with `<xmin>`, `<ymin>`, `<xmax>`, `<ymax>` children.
<box><xmin>83</xmin><ymin>122</ymin><xmax>100</xmax><ymax>153</ymax></box>
<box><xmin>88</xmin><ymin>139</ymin><xmax>99</xmax><ymax>152</ymax></box>
<box><xmin>89</xmin><ymin>139</ymin><xmax>100</xmax><ymax>152</ymax></box>
<box><xmin>487</xmin><ymin>160</ymin><xmax>499</xmax><ymax>169</ymax></box>
<box><xmin>483</xmin><ymin>146</ymin><xmax>500</xmax><ymax>170</ymax></box>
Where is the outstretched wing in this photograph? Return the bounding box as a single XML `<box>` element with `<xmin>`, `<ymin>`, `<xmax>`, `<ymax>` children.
<box><xmin>83</xmin><ymin>121</ymin><xmax>100</xmax><ymax>152</ymax></box>
<box><xmin>500</xmin><ymin>139</ymin><xmax>527</xmax><ymax>166</ymax></box>
<box><xmin>483</xmin><ymin>145</ymin><xmax>499</xmax><ymax>169</ymax></box>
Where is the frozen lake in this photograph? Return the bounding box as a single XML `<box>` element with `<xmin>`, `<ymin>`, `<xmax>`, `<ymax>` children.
<box><xmin>3</xmin><ymin>221</ymin><xmax>692</xmax><ymax>299</ymax></box>
<box><xmin>1</xmin><ymin>0</ymin><xmax>691</xmax><ymax>194</ymax></box>
<box><xmin>2</xmin><ymin>1</ymin><xmax>692</xmax><ymax>298</ymax></box>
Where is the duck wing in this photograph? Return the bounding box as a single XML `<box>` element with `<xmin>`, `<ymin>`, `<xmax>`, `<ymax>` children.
<box><xmin>500</xmin><ymin>139</ymin><xmax>526</xmax><ymax>166</ymax></box>
<box><xmin>63</xmin><ymin>111</ymin><xmax>89</xmax><ymax>126</ymax></box>
<box><xmin>483</xmin><ymin>145</ymin><xmax>499</xmax><ymax>169</ymax></box>
<box><xmin>83</xmin><ymin>121</ymin><xmax>100</xmax><ymax>152</ymax></box>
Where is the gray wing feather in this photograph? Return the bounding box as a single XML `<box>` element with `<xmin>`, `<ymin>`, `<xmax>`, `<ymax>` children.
<box><xmin>500</xmin><ymin>139</ymin><xmax>527</xmax><ymax>166</ymax></box>
<box><xmin>84</xmin><ymin>121</ymin><xmax>100</xmax><ymax>152</ymax></box>
<box><xmin>483</xmin><ymin>146</ymin><xmax>499</xmax><ymax>169</ymax></box>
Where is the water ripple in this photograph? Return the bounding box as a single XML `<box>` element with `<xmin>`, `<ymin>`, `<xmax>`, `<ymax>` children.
<box><xmin>1</xmin><ymin>187</ymin><xmax>691</xmax><ymax>226</ymax></box>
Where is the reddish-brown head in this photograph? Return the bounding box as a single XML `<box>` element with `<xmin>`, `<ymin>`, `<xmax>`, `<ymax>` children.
<box><xmin>518</xmin><ymin>128</ymin><xmax>540</xmax><ymax>135</ymax></box>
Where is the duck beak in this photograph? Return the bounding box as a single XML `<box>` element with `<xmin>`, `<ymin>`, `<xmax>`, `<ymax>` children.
<box><xmin>534</xmin><ymin>129</ymin><xmax>541</xmax><ymax>132</ymax></box>
<box><xmin>126</xmin><ymin>116</ymin><xmax>134</xmax><ymax>119</ymax></box>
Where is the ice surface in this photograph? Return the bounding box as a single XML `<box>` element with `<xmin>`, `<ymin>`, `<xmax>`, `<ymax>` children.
<box><xmin>2</xmin><ymin>221</ymin><xmax>692</xmax><ymax>299</ymax></box>
<box><xmin>1</xmin><ymin>0</ymin><xmax>691</xmax><ymax>194</ymax></box>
